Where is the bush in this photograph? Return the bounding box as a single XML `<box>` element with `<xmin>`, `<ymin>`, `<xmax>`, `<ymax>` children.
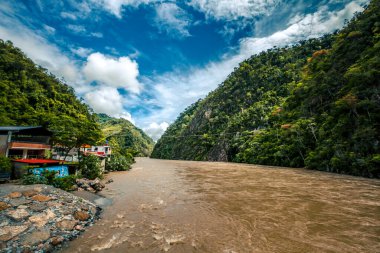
<box><xmin>53</xmin><ymin>175</ymin><xmax>77</xmax><ymax>191</ymax></box>
<box><xmin>0</xmin><ymin>155</ymin><xmax>12</xmax><ymax>172</ymax></box>
<box><xmin>41</xmin><ymin>170</ymin><xmax>57</xmax><ymax>185</ymax></box>
<box><xmin>106</xmin><ymin>154</ymin><xmax>131</xmax><ymax>171</ymax></box>
<box><xmin>80</xmin><ymin>155</ymin><xmax>102</xmax><ymax>179</ymax></box>
<box><xmin>22</xmin><ymin>174</ymin><xmax>48</xmax><ymax>185</ymax></box>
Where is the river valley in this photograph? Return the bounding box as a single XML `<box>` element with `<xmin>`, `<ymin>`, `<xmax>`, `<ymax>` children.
<box><xmin>62</xmin><ymin>158</ymin><xmax>380</xmax><ymax>253</ymax></box>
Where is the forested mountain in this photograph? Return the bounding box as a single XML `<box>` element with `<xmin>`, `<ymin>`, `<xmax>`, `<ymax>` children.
<box><xmin>0</xmin><ymin>39</ymin><xmax>102</xmax><ymax>147</ymax></box>
<box><xmin>97</xmin><ymin>114</ymin><xmax>154</xmax><ymax>156</ymax></box>
<box><xmin>152</xmin><ymin>0</ymin><xmax>380</xmax><ymax>178</ymax></box>
<box><xmin>0</xmin><ymin>40</ymin><xmax>153</xmax><ymax>155</ymax></box>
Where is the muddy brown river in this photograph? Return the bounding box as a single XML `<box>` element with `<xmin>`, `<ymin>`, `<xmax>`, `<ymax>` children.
<box><xmin>62</xmin><ymin>158</ymin><xmax>380</xmax><ymax>253</ymax></box>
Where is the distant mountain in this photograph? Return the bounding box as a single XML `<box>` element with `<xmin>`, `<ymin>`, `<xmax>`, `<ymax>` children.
<box><xmin>97</xmin><ymin>113</ymin><xmax>154</xmax><ymax>157</ymax></box>
<box><xmin>152</xmin><ymin>0</ymin><xmax>380</xmax><ymax>178</ymax></box>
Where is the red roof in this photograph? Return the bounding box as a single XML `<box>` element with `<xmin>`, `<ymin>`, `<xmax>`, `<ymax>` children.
<box><xmin>13</xmin><ymin>159</ymin><xmax>61</xmax><ymax>164</ymax></box>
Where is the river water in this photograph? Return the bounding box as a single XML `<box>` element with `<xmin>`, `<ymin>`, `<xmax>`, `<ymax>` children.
<box><xmin>62</xmin><ymin>158</ymin><xmax>380</xmax><ymax>253</ymax></box>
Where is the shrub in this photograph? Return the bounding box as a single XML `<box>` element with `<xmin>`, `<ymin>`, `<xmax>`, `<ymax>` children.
<box><xmin>41</xmin><ymin>170</ymin><xmax>57</xmax><ymax>185</ymax></box>
<box><xmin>106</xmin><ymin>154</ymin><xmax>131</xmax><ymax>171</ymax></box>
<box><xmin>80</xmin><ymin>155</ymin><xmax>102</xmax><ymax>179</ymax></box>
<box><xmin>22</xmin><ymin>174</ymin><xmax>48</xmax><ymax>185</ymax></box>
<box><xmin>53</xmin><ymin>175</ymin><xmax>77</xmax><ymax>191</ymax></box>
<box><xmin>0</xmin><ymin>155</ymin><xmax>12</xmax><ymax>172</ymax></box>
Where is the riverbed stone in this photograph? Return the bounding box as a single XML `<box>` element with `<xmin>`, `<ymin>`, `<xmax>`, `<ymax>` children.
<box><xmin>74</xmin><ymin>210</ymin><xmax>90</xmax><ymax>221</ymax></box>
<box><xmin>51</xmin><ymin>236</ymin><xmax>64</xmax><ymax>246</ymax></box>
<box><xmin>28</xmin><ymin>209</ymin><xmax>56</xmax><ymax>227</ymax></box>
<box><xmin>10</xmin><ymin>198</ymin><xmax>32</xmax><ymax>207</ymax></box>
<box><xmin>7</xmin><ymin>192</ymin><xmax>22</xmax><ymax>198</ymax></box>
<box><xmin>21</xmin><ymin>229</ymin><xmax>50</xmax><ymax>246</ymax></box>
<box><xmin>56</xmin><ymin>220</ymin><xmax>77</xmax><ymax>230</ymax></box>
<box><xmin>29</xmin><ymin>203</ymin><xmax>47</xmax><ymax>212</ymax></box>
<box><xmin>22</xmin><ymin>190</ymin><xmax>38</xmax><ymax>197</ymax></box>
<box><xmin>0</xmin><ymin>225</ymin><xmax>29</xmax><ymax>241</ymax></box>
<box><xmin>0</xmin><ymin>201</ymin><xmax>10</xmax><ymax>211</ymax></box>
<box><xmin>32</xmin><ymin>195</ymin><xmax>52</xmax><ymax>202</ymax></box>
<box><xmin>7</xmin><ymin>209</ymin><xmax>30</xmax><ymax>221</ymax></box>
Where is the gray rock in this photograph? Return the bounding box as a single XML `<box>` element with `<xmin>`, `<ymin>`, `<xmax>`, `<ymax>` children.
<box><xmin>9</xmin><ymin>198</ymin><xmax>32</xmax><ymax>207</ymax></box>
<box><xmin>7</xmin><ymin>209</ymin><xmax>30</xmax><ymax>221</ymax></box>
<box><xmin>21</xmin><ymin>229</ymin><xmax>50</xmax><ymax>246</ymax></box>
<box><xmin>0</xmin><ymin>225</ymin><xmax>29</xmax><ymax>241</ymax></box>
<box><xmin>56</xmin><ymin>220</ymin><xmax>77</xmax><ymax>231</ymax></box>
<box><xmin>29</xmin><ymin>203</ymin><xmax>47</xmax><ymax>212</ymax></box>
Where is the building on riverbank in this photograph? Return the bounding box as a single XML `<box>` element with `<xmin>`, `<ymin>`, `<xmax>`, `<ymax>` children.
<box><xmin>0</xmin><ymin>126</ymin><xmax>52</xmax><ymax>159</ymax></box>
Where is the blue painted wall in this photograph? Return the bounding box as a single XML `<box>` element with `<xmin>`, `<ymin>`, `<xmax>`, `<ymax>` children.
<box><xmin>32</xmin><ymin>165</ymin><xmax>69</xmax><ymax>178</ymax></box>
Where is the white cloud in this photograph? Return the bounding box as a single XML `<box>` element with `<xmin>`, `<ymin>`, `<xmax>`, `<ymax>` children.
<box><xmin>43</xmin><ymin>25</ymin><xmax>56</xmax><ymax>34</ymax></box>
<box><xmin>85</xmin><ymin>87</ymin><xmax>123</xmax><ymax>115</ymax></box>
<box><xmin>66</xmin><ymin>24</ymin><xmax>103</xmax><ymax>38</ymax></box>
<box><xmin>83</xmin><ymin>52</ymin><xmax>142</xmax><ymax>93</ymax></box>
<box><xmin>85</xmin><ymin>87</ymin><xmax>135</xmax><ymax>123</ymax></box>
<box><xmin>153</xmin><ymin>3</ymin><xmax>191</xmax><ymax>38</ymax></box>
<box><xmin>143</xmin><ymin>122</ymin><xmax>169</xmax><ymax>141</ymax></box>
<box><xmin>61</xmin><ymin>11</ymin><xmax>77</xmax><ymax>20</ymax></box>
<box><xmin>115</xmin><ymin>111</ymin><xmax>135</xmax><ymax>124</ymax></box>
<box><xmin>90</xmin><ymin>32</ymin><xmax>103</xmax><ymax>38</ymax></box>
<box><xmin>66</xmin><ymin>24</ymin><xmax>87</xmax><ymax>34</ymax></box>
<box><xmin>71</xmin><ymin>47</ymin><xmax>93</xmax><ymax>58</ymax></box>
<box><xmin>189</xmin><ymin>0</ymin><xmax>280</xmax><ymax>21</ymax></box>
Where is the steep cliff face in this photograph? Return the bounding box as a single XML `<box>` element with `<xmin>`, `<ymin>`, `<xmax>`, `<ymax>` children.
<box><xmin>152</xmin><ymin>0</ymin><xmax>380</xmax><ymax>178</ymax></box>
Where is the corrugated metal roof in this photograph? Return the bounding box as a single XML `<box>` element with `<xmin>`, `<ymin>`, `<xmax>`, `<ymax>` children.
<box><xmin>0</xmin><ymin>126</ymin><xmax>42</xmax><ymax>131</ymax></box>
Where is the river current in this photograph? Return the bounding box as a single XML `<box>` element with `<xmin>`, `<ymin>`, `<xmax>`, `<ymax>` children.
<box><xmin>61</xmin><ymin>158</ymin><xmax>380</xmax><ymax>253</ymax></box>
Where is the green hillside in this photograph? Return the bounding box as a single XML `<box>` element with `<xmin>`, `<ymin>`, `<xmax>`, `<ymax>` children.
<box><xmin>152</xmin><ymin>0</ymin><xmax>380</xmax><ymax>178</ymax></box>
<box><xmin>0</xmin><ymin>39</ymin><xmax>102</xmax><ymax>146</ymax></box>
<box><xmin>97</xmin><ymin>114</ymin><xmax>154</xmax><ymax>157</ymax></box>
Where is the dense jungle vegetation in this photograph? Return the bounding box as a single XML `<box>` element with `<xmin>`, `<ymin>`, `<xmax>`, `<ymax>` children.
<box><xmin>152</xmin><ymin>0</ymin><xmax>380</xmax><ymax>178</ymax></box>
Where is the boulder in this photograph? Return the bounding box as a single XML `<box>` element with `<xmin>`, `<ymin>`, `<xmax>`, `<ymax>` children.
<box><xmin>7</xmin><ymin>192</ymin><xmax>22</xmax><ymax>198</ymax></box>
<box><xmin>56</xmin><ymin>220</ymin><xmax>77</xmax><ymax>231</ymax></box>
<box><xmin>28</xmin><ymin>209</ymin><xmax>55</xmax><ymax>227</ymax></box>
<box><xmin>21</xmin><ymin>229</ymin><xmax>50</xmax><ymax>246</ymax></box>
<box><xmin>51</xmin><ymin>236</ymin><xmax>64</xmax><ymax>246</ymax></box>
<box><xmin>0</xmin><ymin>225</ymin><xmax>29</xmax><ymax>241</ymax></box>
<box><xmin>32</xmin><ymin>195</ymin><xmax>52</xmax><ymax>202</ymax></box>
<box><xmin>0</xmin><ymin>201</ymin><xmax>10</xmax><ymax>211</ymax></box>
<box><xmin>10</xmin><ymin>198</ymin><xmax>32</xmax><ymax>207</ymax></box>
<box><xmin>22</xmin><ymin>190</ymin><xmax>38</xmax><ymax>197</ymax></box>
<box><xmin>7</xmin><ymin>209</ymin><xmax>30</xmax><ymax>221</ymax></box>
<box><xmin>29</xmin><ymin>203</ymin><xmax>46</xmax><ymax>212</ymax></box>
<box><xmin>73</xmin><ymin>210</ymin><xmax>90</xmax><ymax>221</ymax></box>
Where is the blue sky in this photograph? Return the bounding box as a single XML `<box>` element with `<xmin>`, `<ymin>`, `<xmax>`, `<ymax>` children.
<box><xmin>0</xmin><ymin>0</ymin><xmax>368</xmax><ymax>140</ymax></box>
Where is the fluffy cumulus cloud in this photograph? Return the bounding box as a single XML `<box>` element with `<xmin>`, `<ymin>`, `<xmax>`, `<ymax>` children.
<box><xmin>153</xmin><ymin>3</ymin><xmax>191</xmax><ymax>38</ymax></box>
<box><xmin>83</xmin><ymin>52</ymin><xmax>142</xmax><ymax>93</ymax></box>
<box><xmin>84</xmin><ymin>86</ymin><xmax>131</xmax><ymax>117</ymax></box>
<box><xmin>188</xmin><ymin>0</ymin><xmax>280</xmax><ymax>20</ymax></box>
<box><xmin>143</xmin><ymin>122</ymin><xmax>169</xmax><ymax>141</ymax></box>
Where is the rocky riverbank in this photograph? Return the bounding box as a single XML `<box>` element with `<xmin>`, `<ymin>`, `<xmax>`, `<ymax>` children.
<box><xmin>0</xmin><ymin>184</ymin><xmax>101</xmax><ymax>252</ymax></box>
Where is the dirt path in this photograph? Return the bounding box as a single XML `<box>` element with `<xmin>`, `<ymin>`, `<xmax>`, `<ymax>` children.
<box><xmin>61</xmin><ymin>157</ymin><xmax>380</xmax><ymax>253</ymax></box>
